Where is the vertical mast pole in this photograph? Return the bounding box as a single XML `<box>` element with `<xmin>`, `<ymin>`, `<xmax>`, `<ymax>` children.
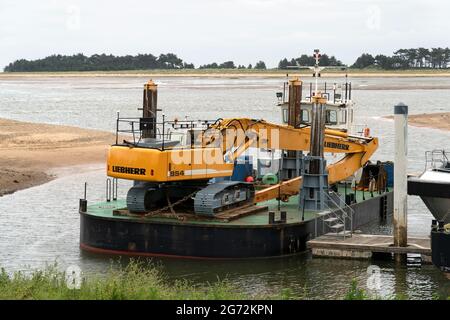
<box><xmin>393</xmin><ymin>102</ymin><xmax>408</xmax><ymax>263</ymax></box>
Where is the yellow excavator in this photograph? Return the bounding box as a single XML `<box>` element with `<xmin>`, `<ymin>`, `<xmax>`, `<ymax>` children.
<box><xmin>107</xmin><ymin>80</ymin><xmax>378</xmax><ymax>215</ymax></box>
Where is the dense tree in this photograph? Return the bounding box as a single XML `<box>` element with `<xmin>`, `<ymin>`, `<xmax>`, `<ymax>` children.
<box><xmin>198</xmin><ymin>61</ymin><xmax>236</xmax><ymax>69</ymax></box>
<box><xmin>296</xmin><ymin>54</ymin><xmax>315</xmax><ymax>66</ymax></box>
<box><xmin>183</xmin><ymin>62</ymin><xmax>195</xmax><ymax>69</ymax></box>
<box><xmin>254</xmin><ymin>61</ymin><xmax>266</xmax><ymax>69</ymax></box>
<box><xmin>4</xmin><ymin>53</ymin><xmax>192</xmax><ymax>72</ymax></box>
<box><xmin>352</xmin><ymin>53</ymin><xmax>375</xmax><ymax>69</ymax></box>
<box><xmin>374</xmin><ymin>54</ymin><xmax>393</xmax><ymax>69</ymax></box>
<box><xmin>353</xmin><ymin>47</ymin><xmax>450</xmax><ymax>70</ymax></box>
<box><xmin>278</xmin><ymin>53</ymin><xmax>343</xmax><ymax>69</ymax></box>
<box><xmin>199</xmin><ymin>62</ymin><xmax>219</xmax><ymax>69</ymax></box>
<box><xmin>219</xmin><ymin>61</ymin><xmax>236</xmax><ymax>69</ymax></box>
<box><xmin>157</xmin><ymin>53</ymin><xmax>183</xmax><ymax>69</ymax></box>
<box><xmin>417</xmin><ymin>48</ymin><xmax>430</xmax><ymax>68</ymax></box>
<box><xmin>278</xmin><ymin>58</ymin><xmax>289</xmax><ymax>69</ymax></box>
<box><xmin>318</xmin><ymin>54</ymin><xmax>343</xmax><ymax>66</ymax></box>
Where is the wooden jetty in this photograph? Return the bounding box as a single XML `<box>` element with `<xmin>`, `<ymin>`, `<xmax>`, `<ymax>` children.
<box><xmin>307</xmin><ymin>234</ymin><xmax>431</xmax><ymax>261</ymax></box>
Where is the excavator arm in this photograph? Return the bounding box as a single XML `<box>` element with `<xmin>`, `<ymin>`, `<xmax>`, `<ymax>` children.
<box><xmin>203</xmin><ymin>118</ymin><xmax>378</xmax><ymax>202</ymax></box>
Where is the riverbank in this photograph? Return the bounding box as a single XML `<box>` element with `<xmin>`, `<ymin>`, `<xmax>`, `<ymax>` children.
<box><xmin>0</xmin><ymin>261</ymin><xmax>251</xmax><ymax>300</ymax></box>
<box><xmin>1</xmin><ymin>262</ymin><xmax>443</xmax><ymax>300</ymax></box>
<box><xmin>0</xmin><ymin>118</ymin><xmax>115</xmax><ymax>197</ymax></box>
<box><xmin>2</xmin><ymin>69</ymin><xmax>450</xmax><ymax>78</ymax></box>
<box><xmin>385</xmin><ymin>112</ymin><xmax>450</xmax><ymax>131</ymax></box>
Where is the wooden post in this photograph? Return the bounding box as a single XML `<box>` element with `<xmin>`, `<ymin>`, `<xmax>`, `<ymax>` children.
<box><xmin>287</xmin><ymin>78</ymin><xmax>302</xmax><ymax>160</ymax></box>
<box><xmin>288</xmin><ymin>78</ymin><xmax>302</xmax><ymax>128</ymax></box>
<box><xmin>142</xmin><ymin>80</ymin><xmax>158</xmax><ymax>139</ymax></box>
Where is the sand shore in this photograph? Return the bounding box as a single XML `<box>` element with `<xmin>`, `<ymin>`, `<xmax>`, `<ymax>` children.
<box><xmin>408</xmin><ymin>112</ymin><xmax>450</xmax><ymax>131</ymax></box>
<box><xmin>0</xmin><ymin>118</ymin><xmax>116</xmax><ymax>196</ymax></box>
<box><xmin>386</xmin><ymin>112</ymin><xmax>450</xmax><ymax>131</ymax></box>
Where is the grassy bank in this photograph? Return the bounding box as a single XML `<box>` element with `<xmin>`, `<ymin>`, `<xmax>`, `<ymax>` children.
<box><xmin>1</xmin><ymin>68</ymin><xmax>450</xmax><ymax>78</ymax></box>
<box><xmin>0</xmin><ymin>261</ymin><xmax>301</xmax><ymax>300</ymax></box>
<box><xmin>0</xmin><ymin>262</ymin><xmax>252</xmax><ymax>300</ymax></box>
<box><xmin>0</xmin><ymin>262</ymin><xmax>447</xmax><ymax>300</ymax></box>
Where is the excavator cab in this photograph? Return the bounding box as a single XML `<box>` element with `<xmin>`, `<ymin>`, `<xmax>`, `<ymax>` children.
<box><xmin>278</xmin><ymin>80</ymin><xmax>356</xmax><ymax>133</ymax></box>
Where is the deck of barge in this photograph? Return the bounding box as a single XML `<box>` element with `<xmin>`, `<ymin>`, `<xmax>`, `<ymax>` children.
<box><xmin>85</xmin><ymin>185</ymin><xmax>389</xmax><ymax>226</ymax></box>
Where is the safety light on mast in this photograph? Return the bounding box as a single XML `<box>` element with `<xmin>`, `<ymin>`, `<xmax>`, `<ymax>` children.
<box><xmin>313</xmin><ymin>49</ymin><xmax>324</xmax><ymax>97</ymax></box>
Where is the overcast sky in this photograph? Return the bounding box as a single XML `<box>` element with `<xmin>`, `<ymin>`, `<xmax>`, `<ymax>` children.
<box><xmin>0</xmin><ymin>0</ymin><xmax>448</xmax><ymax>69</ymax></box>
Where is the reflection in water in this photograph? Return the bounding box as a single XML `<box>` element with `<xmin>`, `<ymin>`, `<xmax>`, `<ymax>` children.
<box><xmin>0</xmin><ymin>77</ymin><xmax>449</xmax><ymax>299</ymax></box>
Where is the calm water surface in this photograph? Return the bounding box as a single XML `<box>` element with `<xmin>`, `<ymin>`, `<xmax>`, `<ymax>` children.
<box><xmin>0</xmin><ymin>76</ymin><xmax>449</xmax><ymax>299</ymax></box>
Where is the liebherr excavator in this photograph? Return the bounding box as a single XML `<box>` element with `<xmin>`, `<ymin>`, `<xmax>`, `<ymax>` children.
<box><xmin>107</xmin><ymin>89</ymin><xmax>378</xmax><ymax>215</ymax></box>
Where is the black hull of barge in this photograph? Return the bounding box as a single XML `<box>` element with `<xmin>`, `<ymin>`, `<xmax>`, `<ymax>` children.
<box><xmin>80</xmin><ymin>212</ymin><xmax>310</xmax><ymax>259</ymax></box>
<box><xmin>80</xmin><ymin>191</ymin><xmax>393</xmax><ymax>259</ymax></box>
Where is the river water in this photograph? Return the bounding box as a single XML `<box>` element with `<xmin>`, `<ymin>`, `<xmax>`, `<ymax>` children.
<box><xmin>0</xmin><ymin>76</ymin><xmax>449</xmax><ymax>299</ymax></box>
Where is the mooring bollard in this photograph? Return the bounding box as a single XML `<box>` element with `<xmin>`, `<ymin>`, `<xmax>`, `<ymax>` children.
<box><xmin>79</xmin><ymin>182</ymin><xmax>87</xmax><ymax>213</ymax></box>
<box><xmin>79</xmin><ymin>199</ymin><xmax>87</xmax><ymax>213</ymax></box>
<box><xmin>393</xmin><ymin>103</ymin><xmax>408</xmax><ymax>263</ymax></box>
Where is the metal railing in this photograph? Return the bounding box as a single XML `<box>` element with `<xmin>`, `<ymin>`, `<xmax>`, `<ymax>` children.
<box><xmin>106</xmin><ymin>178</ymin><xmax>118</xmax><ymax>202</ymax></box>
<box><xmin>115</xmin><ymin>117</ymin><xmax>220</xmax><ymax>150</ymax></box>
<box><xmin>424</xmin><ymin>150</ymin><xmax>450</xmax><ymax>172</ymax></box>
<box><xmin>317</xmin><ymin>190</ymin><xmax>354</xmax><ymax>239</ymax></box>
<box><xmin>279</xmin><ymin>81</ymin><xmax>353</xmax><ymax>105</ymax></box>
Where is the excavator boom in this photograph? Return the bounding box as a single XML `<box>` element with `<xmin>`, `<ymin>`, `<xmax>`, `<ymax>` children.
<box><xmin>201</xmin><ymin>118</ymin><xmax>378</xmax><ymax>202</ymax></box>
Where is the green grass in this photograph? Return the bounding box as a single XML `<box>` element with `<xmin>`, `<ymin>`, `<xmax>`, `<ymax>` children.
<box><xmin>0</xmin><ymin>261</ymin><xmax>304</xmax><ymax>300</ymax></box>
<box><xmin>344</xmin><ymin>280</ymin><xmax>370</xmax><ymax>300</ymax></box>
<box><xmin>0</xmin><ymin>261</ymin><xmax>251</xmax><ymax>300</ymax></box>
<box><xmin>0</xmin><ymin>263</ymin><xmax>447</xmax><ymax>300</ymax></box>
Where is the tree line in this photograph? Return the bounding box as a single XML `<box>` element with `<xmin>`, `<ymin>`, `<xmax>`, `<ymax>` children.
<box><xmin>352</xmin><ymin>48</ymin><xmax>450</xmax><ymax>69</ymax></box>
<box><xmin>4</xmin><ymin>48</ymin><xmax>450</xmax><ymax>72</ymax></box>
<box><xmin>3</xmin><ymin>53</ymin><xmax>194</xmax><ymax>72</ymax></box>
<box><xmin>3</xmin><ymin>53</ymin><xmax>267</xmax><ymax>72</ymax></box>
<box><xmin>198</xmin><ymin>60</ymin><xmax>266</xmax><ymax>69</ymax></box>
<box><xmin>278</xmin><ymin>54</ymin><xmax>343</xmax><ymax>69</ymax></box>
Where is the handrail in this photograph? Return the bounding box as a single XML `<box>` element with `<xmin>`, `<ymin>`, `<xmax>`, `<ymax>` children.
<box><xmin>320</xmin><ymin>190</ymin><xmax>354</xmax><ymax>238</ymax></box>
<box><xmin>328</xmin><ymin>189</ymin><xmax>355</xmax><ymax>221</ymax></box>
<box><xmin>424</xmin><ymin>150</ymin><xmax>450</xmax><ymax>171</ymax></box>
<box><xmin>115</xmin><ymin>117</ymin><xmax>219</xmax><ymax>151</ymax></box>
